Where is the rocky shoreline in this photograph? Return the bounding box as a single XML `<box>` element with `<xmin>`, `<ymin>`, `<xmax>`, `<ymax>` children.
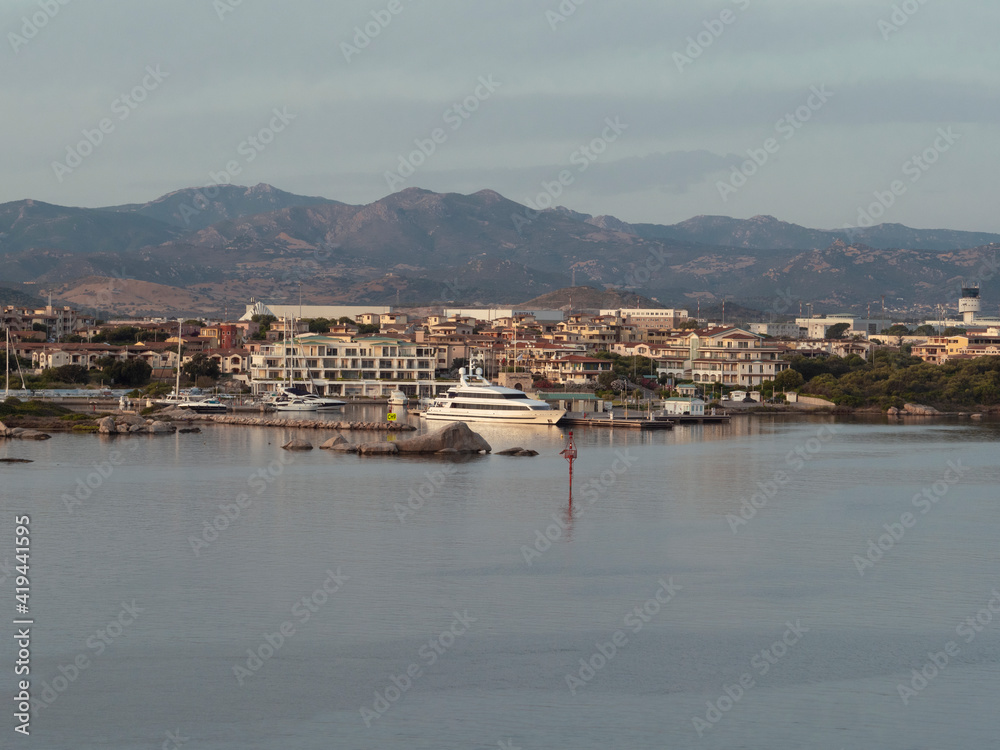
<box><xmin>202</xmin><ymin>414</ymin><xmax>417</xmax><ymax>431</ymax></box>
<box><xmin>0</xmin><ymin>407</ymin><xmax>419</xmax><ymax>440</ymax></box>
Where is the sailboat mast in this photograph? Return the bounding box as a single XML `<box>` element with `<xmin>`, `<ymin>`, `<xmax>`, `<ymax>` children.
<box><xmin>175</xmin><ymin>320</ymin><xmax>182</xmax><ymax>395</ymax></box>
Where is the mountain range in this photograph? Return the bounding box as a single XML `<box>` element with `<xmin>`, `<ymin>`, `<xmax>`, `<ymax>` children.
<box><xmin>2</xmin><ymin>183</ymin><xmax>998</xmax><ymax>317</ymax></box>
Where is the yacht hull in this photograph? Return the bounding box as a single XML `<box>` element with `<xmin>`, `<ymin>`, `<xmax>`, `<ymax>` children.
<box><xmin>183</xmin><ymin>404</ymin><xmax>228</xmax><ymax>414</ymax></box>
<box><xmin>273</xmin><ymin>403</ymin><xmax>319</xmax><ymax>412</ymax></box>
<box><xmin>421</xmin><ymin>408</ymin><xmax>566</xmax><ymax>425</ymax></box>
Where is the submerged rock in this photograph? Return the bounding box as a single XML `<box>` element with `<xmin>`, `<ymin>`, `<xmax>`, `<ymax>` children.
<box><xmin>395</xmin><ymin>422</ymin><xmax>491</xmax><ymax>454</ymax></box>
<box><xmin>281</xmin><ymin>438</ymin><xmax>313</xmax><ymax>451</ymax></box>
<box><xmin>357</xmin><ymin>442</ymin><xmax>399</xmax><ymax>455</ymax></box>
<box><xmin>903</xmin><ymin>403</ymin><xmax>939</xmax><ymax>415</ymax></box>
<box><xmin>319</xmin><ymin>434</ymin><xmax>349</xmax><ymax>450</ymax></box>
<box><xmin>496</xmin><ymin>446</ymin><xmax>537</xmax><ymax>456</ymax></box>
<box><xmin>15</xmin><ymin>430</ymin><xmax>50</xmax><ymax>440</ymax></box>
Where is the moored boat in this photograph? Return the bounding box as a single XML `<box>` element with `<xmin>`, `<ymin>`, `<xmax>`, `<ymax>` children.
<box><xmin>422</xmin><ymin>368</ymin><xmax>565</xmax><ymax>425</ymax></box>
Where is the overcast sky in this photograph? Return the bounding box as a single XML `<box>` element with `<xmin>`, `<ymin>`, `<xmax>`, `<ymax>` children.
<box><xmin>4</xmin><ymin>0</ymin><xmax>998</xmax><ymax>231</ymax></box>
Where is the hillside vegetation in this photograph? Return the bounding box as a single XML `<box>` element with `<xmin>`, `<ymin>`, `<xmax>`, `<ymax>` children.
<box><xmin>787</xmin><ymin>352</ymin><xmax>1000</xmax><ymax>409</ymax></box>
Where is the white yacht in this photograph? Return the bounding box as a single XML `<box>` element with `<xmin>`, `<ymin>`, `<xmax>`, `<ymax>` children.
<box><xmin>422</xmin><ymin>368</ymin><xmax>565</xmax><ymax>425</ymax></box>
<box><xmin>154</xmin><ymin>391</ymin><xmax>228</xmax><ymax>414</ymax></box>
<box><xmin>265</xmin><ymin>387</ymin><xmax>346</xmax><ymax>412</ymax></box>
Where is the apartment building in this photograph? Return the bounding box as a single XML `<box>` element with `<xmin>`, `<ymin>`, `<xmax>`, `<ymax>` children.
<box><xmin>688</xmin><ymin>328</ymin><xmax>790</xmax><ymax>387</ymax></box>
<box><xmin>600</xmin><ymin>308</ymin><xmax>689</xmax><ymax>329</ymax></box>
<box><xmin>248</xmin><ymin>335</ymin><xmax>439</xmax><ymax>397</ymax></box>
<box><xmin>3</xmin><ymin>304</ymin><xmax>94</xmax><ymax>339</ymax></box>
<box><xmin>538</xmin><ymin>355</ymin><xmax>613</xmax><ymax>385</ymax></box>
<box><xmin>912</xmin><ymin>333</ymin><xmax>1000</xmax><ymax>364</ymax></box>
<box><xmin>28</xmin><ymin>342</ymin><xmax>180</xmax><ymax>371</ymax></box>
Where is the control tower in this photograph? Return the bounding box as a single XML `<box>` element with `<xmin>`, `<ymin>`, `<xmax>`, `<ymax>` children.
<box><xmin>959</xmin><ymin>284</ymin><xmax>981</xmax><ymax>325</ymax></box>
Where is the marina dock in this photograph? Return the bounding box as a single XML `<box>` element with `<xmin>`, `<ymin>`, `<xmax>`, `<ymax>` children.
<box><xmin>561</xmin><ymin>415</ymin><xmax>673</xmax><ymax>430</ymax></box>
<box><xmin>560</xmin><ymin>412</ymin><xmax>732</xmax><ymax>428</ymax></box>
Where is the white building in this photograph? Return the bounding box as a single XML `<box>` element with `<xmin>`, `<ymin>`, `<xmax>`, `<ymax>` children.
<box><xmin>794</xmin><ymin>315</ymin><xmax>892</xmax><ymax>339</ymax></box>
<box><xmin>749</xmin><ymin>322</ymin><xmax>802</xmax><ymax>338</ymax></box>
<box><xmin>601</xmin><ymin>308</ymin><xmax>689</xmax><ymax>328</ymax></box>
<box><xmin>660</xmin><ymin>397</ymin><xmax>705</xmax><ymax>416</ymax></box>
<box><xmin>248</xmin><ymin>334</ymin><xmax>440</xmax><ymax>398</ymax></box>
<box><xmin>239</xmin><ymin>299</ymin><xmax>391</xmax><ymax>322</ymax></box>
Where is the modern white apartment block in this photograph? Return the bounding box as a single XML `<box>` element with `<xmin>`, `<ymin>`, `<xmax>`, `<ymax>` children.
<box><xmin>600</xmin><ymin>308</ymin><xmax>689</xmax><ymax>328</ymax></box>
<box><xmin>248</xmin><ymin>335</ymin><xmax>440</xmax><ymax>398</ymax></box>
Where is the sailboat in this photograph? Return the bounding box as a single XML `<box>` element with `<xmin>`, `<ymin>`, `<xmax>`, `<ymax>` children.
<box><xmin>267</xmin><ymin>320</ymin><xmax>320</xmax><ymax>412</ymax></box>
<box><xmin>154</xmin><ymin>322</ymin><xmax>226</xmax><ymax>413</ymax></box>
<box><xmin>4</xmin><ymin>327</ymin><xmax>28</xmax><ymax>398</ymax></box>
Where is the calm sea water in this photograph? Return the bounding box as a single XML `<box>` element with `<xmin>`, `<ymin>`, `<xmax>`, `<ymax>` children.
<box><xmin>1</xmin><ymin>411</ymin><xmax>999</xmax><ymax>749</ymax></box>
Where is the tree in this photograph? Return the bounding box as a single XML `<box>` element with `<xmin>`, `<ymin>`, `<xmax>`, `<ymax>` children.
<box><xmin>772</xmin><ymin>368</ymin><xmax>805</xmax><ymax>392</ymax></box>
<box><xmin>183</xmin><ymin>319</ymin><xmax>204</xmax><ymax>327</ymax></box>
<box><xmin>91</xmin><ymin>326</ymin><xmax>144</xmax><ymax>345</ymax></box>
<box><xmin>250</xmin><ymin>314</ymin><xmax>277</xmax><ymax>339</ymax></box>
<box><xmin>679</xmin><ymin>319</ymin><xmax>700</xmax><ymax>330</ymax></box>
<box><xmin>942</xmin><ymin>327</ymin><xmax>967</xmax><ymax>336</ymax></box>
<box><xmin>884</xmin><ymin>324</ymin><xmax>911</xmax><ymax>336</ymax></box>
<box><xmin>250</xmin><ymin>314</ymin><xmax>276</xmax><ymax>340</ymax></box>
<box><xmin>307</xmin><ymin>318</ymin><xmax>331</xmax><ymax>333</ymax></box>
<box><xmin>102</xmin><ymin>359</ymin><xmax>152</xmax><ymax>387</ymax></box>
<box><xmin>912</xmin><ymin>324</ymin><xmax>936</xmax><ymax>336</ymax></box>
<box><xmin>32</xmin><ymin>323</ymin><xmax>47</xmax><ymax>333</ymax></box>
<box><xmin>356</xmin><ymin>323</ymin><xmax>380</xmax><ymax>335</ymax></box>
<box><xmin>826</xmin><ymin>322</ymin><xmax>850</xmax><ymax>339</ymax></box>
<box><xmin>597</xmin><ymin>371</ymin><xmax>616</xmax><ymax>389</ymax></box>
<box><xmin>41</xmin><ymin>364</ymin><xmax>90</xmax><ymax>384</ymax></box>
<box><xmin>182</xmin><ymin>354</ymin><xmax>221</xmax><ymax>382</ymax></box>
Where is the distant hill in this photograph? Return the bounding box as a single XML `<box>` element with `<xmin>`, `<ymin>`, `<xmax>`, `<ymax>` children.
<box><xmin>518</xmin><ymin>286</ymin><xmax>663</xmax><ymax>311</ymax></box>
<box><xmin>0</xmin><ymin>199</ymin><xmax>180</xmax><ymax>257</ymax></box>
<box><xmin>0</xmin><ymin>285</ymin><xmax>42</xmax><ymax>308</ymax></box>
<box><xmin>627</xmin><ymin>214</ymin><xmax>1000</xmax><ymax>252</ymax></box>
<box><xmin>101</xmin><ymin>182</ymin><xmax>340</xmax><ymax>231</ymax></box>
<box><xmin>4</xmin><ymin>183</ymin><xmax>1000</xmax><ymax>315</ymax></box>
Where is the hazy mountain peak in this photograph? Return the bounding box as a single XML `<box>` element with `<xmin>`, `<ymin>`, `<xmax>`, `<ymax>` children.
<box><xmin>586</xmin><ymin>215</ymin><xmax>636</xmax><ymax>234</ymax></box>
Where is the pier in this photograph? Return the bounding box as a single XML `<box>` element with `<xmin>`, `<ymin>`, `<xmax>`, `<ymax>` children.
<box><xmin>560</xmin><ymin>411</ymin><xmax>732</xmax><ymax>428</ymax></box>
<box><xmin>560</xmin><ymin>415</ymin><xmax>673</xmax><ymax>430</ymax></box>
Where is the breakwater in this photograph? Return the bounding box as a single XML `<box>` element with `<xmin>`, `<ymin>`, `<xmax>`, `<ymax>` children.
<box><xmin>200</xmin><ymin>414</ymin><xmax>416</xmax><ymax>431</ymax></box>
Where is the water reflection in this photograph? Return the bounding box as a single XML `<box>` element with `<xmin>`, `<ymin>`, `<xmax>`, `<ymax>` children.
<box><xmin>3</xmin><ymin>415</ymin><xmax>1000</xmax><ymax>748</ymax></box>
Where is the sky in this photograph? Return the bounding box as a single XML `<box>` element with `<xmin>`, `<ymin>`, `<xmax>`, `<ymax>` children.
<box><xmin>4</xmin><ymin>0</ymin><xmax>999</xmax><ymax>232</ymax></box>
